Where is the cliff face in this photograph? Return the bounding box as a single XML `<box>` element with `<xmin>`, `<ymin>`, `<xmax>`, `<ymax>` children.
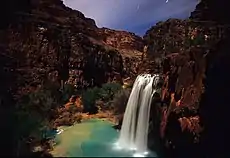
<box><xmin>143</xmin><ymin>19</ymin><xmax>226</xmax><ymax>108</ymax></box>
<box><xmin>98</xmin><ymin>28</ymin><xmax>144</xmax><ymax>79</ymax></box>
<box><xmin>98</xmin><ymin>28</ymin><xmax>144</xmax><ymax>51</ymax></box>
<box><xmin>4</xmin><ymin>25</ymin><xmax>124</xmax><ymax>96</ymax></box>
<box><xmin>190</xmin><ymin>0</ymin><xmax>230</xmax><ymax>24</ymax></box>
<box><xmin>2</xmin><ymin>0</ymin><xmax>229</xmax><ymax>157</ymax></box>
<box><xmin>191</xmin><ymin>0</ymin><xmax>230</xmax><ymax>157</ymax></box>
<box><xmin>0</xmin><ymin>0</ymin><xmax>142</xmax><ymax>155</ymax></box>
<box><xmin>0</xmin><ymin>0</ymin><xmax>145</xmax><ymax>99</ymax></box>
<box><xmin>142</xmin><ymin>0</ymin><xmax>230</xmax><ymax>157</ymax></box>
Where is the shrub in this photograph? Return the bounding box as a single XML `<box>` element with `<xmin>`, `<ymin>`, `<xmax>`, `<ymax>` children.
<box><xmin>14</xmin><ymin>83</ymin><xmax>62</xmax><ymax>148</ymax></box>
<box><xmin>112</xmin><ymin>88</ymin><xmax>131</xmax><ymax>114</ymax></box>
<box><xmin>62</xmin><ymin>84</ymin><xmax>77</xmax><ymax>103</ymax></box>
<box><xmin>81</xmin><ymin>83</ymin><xmax>122</xmax><ymax>113</ymax></box>
<box><xmin>82</xmin><ymin>87</ymin><xmax>101</xmax><ymax>114</ymax></box>
<box><xmin>99</xmin><ymin>83</ymin><xmax>122</xmax><ymax>102</ymax></box>
<box><xmin>13</xmin><ymin>81</ymin><xmax>80</xmax><ymax>155</ymax></box>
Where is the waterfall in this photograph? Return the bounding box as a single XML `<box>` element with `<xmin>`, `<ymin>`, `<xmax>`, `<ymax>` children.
<box><xmin>117</xmin><ymin>74</ymin><xmax>160</xmax><ymax>156</ymax></box>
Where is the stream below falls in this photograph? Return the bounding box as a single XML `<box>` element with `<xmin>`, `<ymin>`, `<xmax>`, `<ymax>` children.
<box><xmin>50</xmin><ymin>119</ymin><xmax>158</xmax><ymax>157</ymax></box>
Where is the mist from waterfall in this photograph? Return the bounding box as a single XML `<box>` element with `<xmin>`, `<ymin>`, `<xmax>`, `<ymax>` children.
<box><xmin>116</xmin><ymin>74</ymin><xmax>160</xmax><ymax>157</ymax></box>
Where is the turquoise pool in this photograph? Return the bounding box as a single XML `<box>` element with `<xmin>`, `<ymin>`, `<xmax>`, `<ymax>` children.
<box><xmin>51</xmin><ymin>119</ymin><xmax>158</xmax><ymax>157</ymax></box>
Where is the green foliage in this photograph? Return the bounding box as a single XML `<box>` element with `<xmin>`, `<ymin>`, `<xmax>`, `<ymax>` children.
<box><xmin>82</xmin><ymin>87</ymin><xmax>101</xmax><ymax>113</ymax></box>
<box><xmin>193</xmin><ymin>35</ymin><xmax>205</xmax><ymax>45</ymax></box>
<box><xmin>81</xmin><ymin>82</ymin><xmax>122</xmax><ymax>113</ymax></box>
<box><xmin>62</xmin><ymin>84</ymin><xmax>77</xmax><ymax>103</ymax></box>
<box><xmin>185</xmin><ymin>35</ymin><xmax>205</xmax><ymax>47</ymax></box>
<box><xmin>99</xmin><ymin>83</ymin><xmax>122</xmax><ymax>102</ymax></box>
<box><xmin>43</xmin><ymin>81</ymin><xmax>78</xmax><ymax>104</ymax></box>
<box><xmin>15</xmin><ymin>83</ymin><xmax>61</xmax><ymax>144</ymax></box>
<box><xmin>112</xmin><ymin>88</ymin><xmax>131</xmax><ymax>114</ymax></box>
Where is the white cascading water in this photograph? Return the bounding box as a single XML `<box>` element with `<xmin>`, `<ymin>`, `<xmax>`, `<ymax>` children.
<box><xmin>116</xmin><ymin>74</ymin><xmax>160</xmax><ymax>157</ymax></box>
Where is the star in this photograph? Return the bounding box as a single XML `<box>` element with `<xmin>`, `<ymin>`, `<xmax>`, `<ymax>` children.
<box><xmin>166</xmin><ymin>0</ymin><xmax>169</xmax><ymax>3</ymax></box>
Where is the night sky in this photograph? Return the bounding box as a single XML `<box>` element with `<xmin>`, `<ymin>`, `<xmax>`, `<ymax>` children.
<box><xmin>63</xmin><ymin>0</ymin><xmax>198</xmax><ymax>36</ymax></box>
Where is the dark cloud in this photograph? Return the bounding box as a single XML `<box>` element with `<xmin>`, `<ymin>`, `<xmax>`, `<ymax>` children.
<box><xmin>63</xmin><ymin>0</ymin><xmax>198</xmax><ymax>35</ymax></box>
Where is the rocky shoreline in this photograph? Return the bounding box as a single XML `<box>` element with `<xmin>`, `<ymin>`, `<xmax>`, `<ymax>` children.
<box><xmin>31</xmin><ymin>110</ymin><xmax>119</xmax><ymax>157</ymax></box>
<box><xmin>81</xmin><ymin>112</ymin><xmax>118</xmax><ymax>125</ymax></box>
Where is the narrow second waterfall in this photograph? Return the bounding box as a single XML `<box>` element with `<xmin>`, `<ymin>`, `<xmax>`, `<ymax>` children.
<box><xmin>116</xmin><ymin>74</ymin><xmax>160</xmax><ymax>157</ymax></box>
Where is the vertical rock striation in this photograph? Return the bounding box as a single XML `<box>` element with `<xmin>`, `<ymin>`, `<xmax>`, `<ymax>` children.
<box><xmin>140</xmin><ymin>0</ymin><xmax>230</xmax><ymax>157</ymax></box>
<box><xmin>0</xmin><ymin>0</ymin><xmax>143</xmax><ymax>155</ymax></box>
<box><xmin>98</xmin><ymin>28</ymin><xmax>144</xmax><ymax>79</ymax></box>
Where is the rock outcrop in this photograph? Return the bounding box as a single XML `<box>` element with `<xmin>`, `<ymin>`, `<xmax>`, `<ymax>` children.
<box><xmin>98</xmin><ymin>28</ymin><xmax>144</xmax><ymax>79</ymax></box>
<box><xmin>141</xmin><ymin>0</ymin><xmax>230</xmax><ymax>157</ymax></box>
<box><xmin>1</xmin><ymin>0</ymin><xmax>146</xmax><ymax>98</ymax></box>
<box><xmin>0</xmin><ymin>0</ymin><xmax>135</xmax><ymax>99</ymax></box>
<box><xmin>190</xmin><ymin>0</ymin><xmax>230</xmax><ymax>24</ymax></box>
<box><xmin>191</xmin><ymin>0</ymin><xmax>230</xmax><ymax>157</ymax></box>
<box><xmin>98</xmin><ymin>28</ymin><xmax>144</xmax><ymax>51</ymax></box>
<box><xmin>53</xmin><ymin>95</ymin><xmax>83</xmax><ymax>127</ymax></box>
<box><xmin>2</xmin><ymin>0</ymin><xmax>230</xmax><ymax>157</ymax></box>
<box><xmin>0</xmin><ymin>0</ymin><xmax>142</xmax><ymax>156</ymax></box>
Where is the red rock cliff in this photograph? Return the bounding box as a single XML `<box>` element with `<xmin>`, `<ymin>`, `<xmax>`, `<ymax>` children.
<box><xmin>0</xmin><ymin>0</ymin><xmax>136</xmax><ymax>155</ymax></box>
<box><xmin>98</xmin><ymin>27</ymin><xmax>144</xmax><ymax>79</ymax></box>
<box><xmin>1</xmin><ymin>0</ymin><xmax>142</xmax><ymax>99</ymax></box>
<box><xmin>141</xmin><ymin>0</ymin><xmax>230</xmax><ymax>157</ymax></box>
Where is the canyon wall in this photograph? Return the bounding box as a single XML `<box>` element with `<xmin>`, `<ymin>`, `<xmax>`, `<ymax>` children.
<box><xmin>191</xmin><ymin>0</ymin><xmax>230</xmax><ymax>157</ymax></box>
<box><xmin>98</xmin><ymin>28</ymin><xmax>144</xmax><ymax>78</ymax></box>
<box><xmin>0</xmin><ymin>0</ymin><xmax>143</xmax><ymax>155</ymax></box>
<box><xmin>0</xmin><ymin>0</ymin><xmax>144</xmax><ymax>99</ymax></box>
<box><xmin>1</xmin><ymin>0</ymin><xmax>230</xmax><ymax>157</ymax></box>
<box><xmin>141</xmin><ymin>0</ymin><xmax>230</xmax><ymax>157</ymax></box>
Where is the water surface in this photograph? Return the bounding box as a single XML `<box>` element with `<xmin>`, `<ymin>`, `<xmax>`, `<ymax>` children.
<box><xmin>51</xmin><ymin>119</ymin><xmax>158</xmax><ymax>157</ymax></box>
